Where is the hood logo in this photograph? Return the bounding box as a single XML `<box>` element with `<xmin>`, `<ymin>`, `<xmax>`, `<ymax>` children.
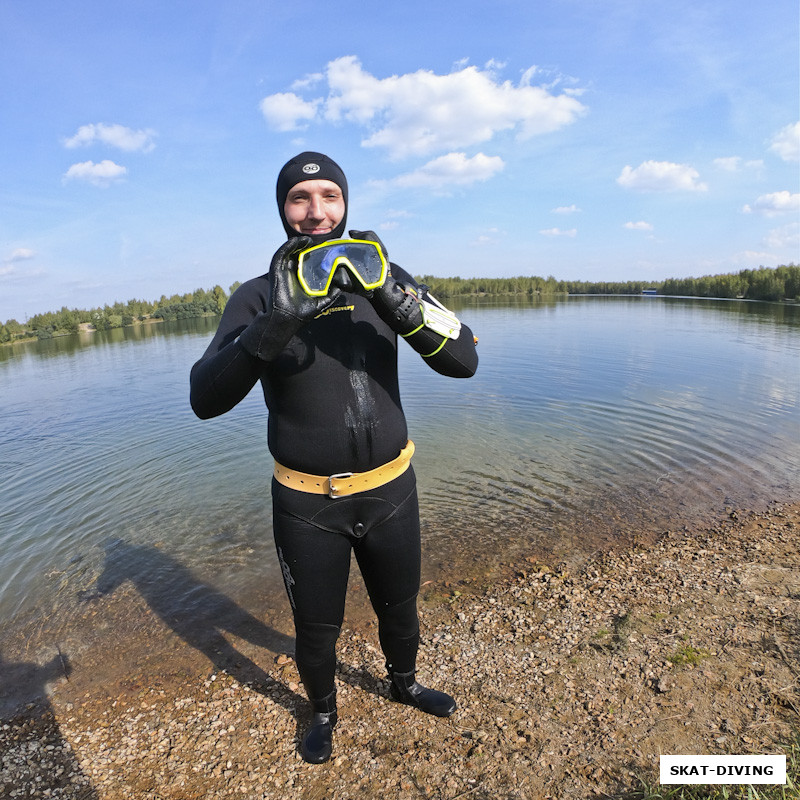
<box><xmin>302</xmin><ymin>163</ymin><xmax>320</xmax><ymax>174</ymax></box>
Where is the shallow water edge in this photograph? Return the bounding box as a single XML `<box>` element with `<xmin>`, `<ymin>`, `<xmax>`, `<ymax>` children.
<box><xmin>1</xmin><ymin>499</ymin><xmax>797</xmax><ymax>800</ymax></box>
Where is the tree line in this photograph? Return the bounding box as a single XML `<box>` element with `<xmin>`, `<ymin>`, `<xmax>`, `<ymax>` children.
<box><xmin>420</xmin><ymin>265</ymin><xmax>799</xmax><ymax>302</ymax></box>
<box><xmin>0</xmin><ymin>283</ymin><xmax>241</xmax><ymax>343</ymax></box>
<box><xmin>1</xmin><ymin>265</ymin><xmax>796</xmax><ymax>343</ymax></box>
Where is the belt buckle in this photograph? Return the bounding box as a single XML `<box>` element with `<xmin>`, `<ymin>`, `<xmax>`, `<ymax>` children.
<box><xmin>327</xmin><ymin>472</ymin><xmax>353</xmax><ymax>499</ymax></box>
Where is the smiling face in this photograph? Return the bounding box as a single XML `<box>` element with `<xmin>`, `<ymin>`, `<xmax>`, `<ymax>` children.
<box><xmin>283</xmin><ymin>179</ymin><xmax>346</xmax><ymax>237</ymax></box>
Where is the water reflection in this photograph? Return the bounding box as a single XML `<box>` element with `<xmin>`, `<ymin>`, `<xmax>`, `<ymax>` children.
<box><xmin>0</xmin><ymin>317</ymin><xmax>218</xmax><ymax>363</ymax></box>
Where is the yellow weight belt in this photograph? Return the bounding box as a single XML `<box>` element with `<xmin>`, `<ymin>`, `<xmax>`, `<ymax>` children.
<box><xmin>273</xmin><ymin>440</ymin><xmax>415</xmax><ymax>498</ymax></box>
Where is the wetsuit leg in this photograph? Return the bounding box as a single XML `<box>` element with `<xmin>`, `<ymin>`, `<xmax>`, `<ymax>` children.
<box><xmin>272</xmin><ymin>509</ymin><xmax>353</xmax><ymax>700</ymax></box>
<box><xmin>353</xmin><ymin>483</ymin><xmax>422</xmax><ymax>674</ymax></box>
<box><xmin>271</xmin><ymin>470</ymin><xmax>421</xmax><ymax>694</ymax></box>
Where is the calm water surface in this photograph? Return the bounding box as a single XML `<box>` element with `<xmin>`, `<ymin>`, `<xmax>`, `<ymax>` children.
<box><xmin>1</xmin><ymin>296</ymin><xmax>798</xmax><ymax>685</ymax></box>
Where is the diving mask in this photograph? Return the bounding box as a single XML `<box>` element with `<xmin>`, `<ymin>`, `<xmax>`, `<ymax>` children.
<box><xmin>296</xmin><ymin>238</ymin><xmax>388</xmax><ymax>297</ymax></box>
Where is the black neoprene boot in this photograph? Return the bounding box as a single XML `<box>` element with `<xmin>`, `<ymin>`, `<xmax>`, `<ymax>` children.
<box><xmin>300</xmin><ymin>690</ymin><xmax>337</xmax><ymax>764</ymax></box>
<box><xmin>389</xmin><ymin>670</ymin><xmax>457</xmax><ymax>717</ymax></box>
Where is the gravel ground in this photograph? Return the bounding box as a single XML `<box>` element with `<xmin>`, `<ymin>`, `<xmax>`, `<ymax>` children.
<box><xmin>2</xmin><ymin>502</ymin><xmax>798</xmax><ymax>799</ymax></box>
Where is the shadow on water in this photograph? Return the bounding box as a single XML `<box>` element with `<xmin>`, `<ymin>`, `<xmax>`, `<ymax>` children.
<box><xmin>0</xmin><ymin>317</ymin><xmax>221</xmax><ymax>363</ymax></box>
<box><xmin>77</xmin><ymin>540</ymin><xmax>394</xmax><ymax>754</ymax></box>
<box><xmin>0</xmin><ymin>651</ymin><xmax>98</xmax><ymax>799</ymax></box>
<box><xmin>79</xmin><ymin>539</ymin><xmax>301</xmax><ymax>713</ymax></box>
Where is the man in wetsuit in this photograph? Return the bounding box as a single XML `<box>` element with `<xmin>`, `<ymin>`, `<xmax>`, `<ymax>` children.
<box><xmin>190</xmin><ymin>152</ymin><xmax>478</xmax><ymax>763</ymax></box>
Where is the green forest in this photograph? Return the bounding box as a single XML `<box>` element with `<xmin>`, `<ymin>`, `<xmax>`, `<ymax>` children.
<box><xmin>0</xmin><ymin>282</ymin><xmax>240</xmax><ymax>344</ymax></box>
<box><xmin>1</xmin><ymin>264</ymin><xmax>797</xmax><ymax>344</ymax></box>
<box><xmin>420</xmin><ymin>264</ymin><xmax>800</xmax><ymax>302</ymax></box>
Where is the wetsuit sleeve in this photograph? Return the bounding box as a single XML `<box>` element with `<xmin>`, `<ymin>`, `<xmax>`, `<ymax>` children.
<box><xmin>390</xmin><ymin>265</ymin><xmax>478</xmax><ymax>379</ymax></box>
<box><xmin>189</xmin><ymin>280</ymin><xmax>265</xmax><ymax>419</ymax></box>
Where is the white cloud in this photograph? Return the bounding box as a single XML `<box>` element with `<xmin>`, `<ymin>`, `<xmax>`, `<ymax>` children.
<box><xmin>739</xmin><ymin>250</ymin><xmax>776</xmax><ymax>264</ymax></box>
<box><xmin>539</xmin><ymin>227</ymin><xmax>577</xmax><ymax>237</ymax></box>
<box><xmin>7</xmin><ymin>248</ymin><xmax>36</xmax><ymax>262</ymax></box>
<box><xmin>63</xmin><ymin>123</ymin><xmax>156</xmax><ymax>152</ymax></box>
<box><xmin>260</xmin><ymin>56</ymin><xmax>587</xmax><ymax>159</ymax></box>
<box><xmin>764</xmin><ymin>222</ymin><xmax>800</xmax><ymax>250</ymax></box>
<box><xmin>392</xmin><ymin>152</ymin><xmax>505</xmax><ymax>190</ymax></box>
<box><xmin>378</xmin><ymin>210</ymin><xmax>413</xmax><ymax>229</ymax></box>
<box><xmin>520</xmin><ymin>64</ymin><xmax>582</xmax><ymax>95</ymax></box>
<box><xmin>1</xmin><ymin>249</ymin><xmax>41</xmax><ymax>281</ymax></box>
<box><xmin>290</xmin><ymin>73</ymin><xmax>324</xmax><ymax>91</ymax></box>
<box><xmin>769</xmin><ymin>122</ymin><xmax>800</xmax><ymax>163</ymax></box>
<box><xmin>742</xmin><ymin>191</ymin><xmax>800</xmax><ymax>216</ymax></box>
<box><xmin>713</xmin><ymin>156</ymin><xmax>741</xmax><ymax>172</ymax></box>
<box><xmin>713</xmin><ymin>156</ymin><xmax>763</xmax><ymax>172</ymax></box>
<box><xmin>553</xmin><ymin>204</ymin><xmax>581</xmax><ymax>214</ymax></box>
<box><xmin>624</xmin><ymin>221</ymin><xmax>654</xmax><ymax>231</ymax></box>
<box><xmin>470</xmin><ymin>228</ymin><xmax>502</xmax><ymax>246</ymax></box>
<box><xmin>259</xmin><ymin>92</ymin><xmax>320</xmax><ymax>131</ymax></box>
<box><xmin>617</xmin><ymin>160</ymin><xmax>707</xmax><ymax>192</ymax></box>
<box><xmin>63</xmin><ymin>160</ymin><xmax>127</xmax><ymax>187</ymax></box>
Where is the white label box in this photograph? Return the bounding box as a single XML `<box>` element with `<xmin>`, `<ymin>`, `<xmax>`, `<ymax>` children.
<box><xmin>660</xmin><ymin>755</ymin><xmax>787</xmax><ymax>785</ymax></box>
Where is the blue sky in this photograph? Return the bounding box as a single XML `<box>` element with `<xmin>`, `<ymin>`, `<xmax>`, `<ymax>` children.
<box><xmin>1</xmin><ymin>0</ymin><xmax>798</xmax><ymax>322</ymax></box>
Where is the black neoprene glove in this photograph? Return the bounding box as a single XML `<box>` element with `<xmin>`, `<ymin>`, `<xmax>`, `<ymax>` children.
<box><xmin>348</xmin><ymin>229</ymin><xmax>388</xmax><ymax>258</ymax></box>
<box><xmin>348</xmin><ymin>229</ymin><xmax>423</xmax><ymax>334</ymax></box>
<box><xmin>238</xmin><ymin>237</ymin><xmax>341</xmax><ymax>361</ymax></box>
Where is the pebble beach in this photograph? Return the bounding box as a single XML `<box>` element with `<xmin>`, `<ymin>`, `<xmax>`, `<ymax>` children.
<box><xmin>2</xmin><ymin>501</ymin><xmax>798</xmax><ymax>799</ymax></box>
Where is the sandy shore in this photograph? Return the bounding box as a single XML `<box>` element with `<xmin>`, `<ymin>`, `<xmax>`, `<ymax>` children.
<box><xmin>2</xmin><ymin>501</ymin><xmax>798</xmax><ymax>799</ymax></box>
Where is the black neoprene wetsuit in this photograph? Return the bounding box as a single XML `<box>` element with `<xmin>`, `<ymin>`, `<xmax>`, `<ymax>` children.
<box><xmin>190</xmin><ymin>263</ymin><xmax>477</xmax><ymax>701</ymax></box>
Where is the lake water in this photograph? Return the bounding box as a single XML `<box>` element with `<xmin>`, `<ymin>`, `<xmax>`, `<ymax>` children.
<box><xmin>1</xmin><ymin>296</ymin><xmax>798</xmax><ymax>701</ymax></box>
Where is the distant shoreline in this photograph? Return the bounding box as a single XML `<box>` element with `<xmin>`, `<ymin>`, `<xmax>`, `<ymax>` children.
<box><xmin>3</xmin><ymin>286</ymin><xmax>798</xmax><ymax>349</ymax></box>
<box><xmin>3</xmin><ymin>263</ymin><xmax>797</xmax><ymax>341</ymax></box>
<box><xmin>1</xmin><ymin>315</ymin><xmax>170</xmax><ymax>347</ymax></box>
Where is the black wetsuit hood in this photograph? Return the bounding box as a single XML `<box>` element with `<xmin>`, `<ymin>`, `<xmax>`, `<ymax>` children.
<box><xmin>276</xmin><ymin>152</ymin><xmax>349</xmax><ymax>244</ymax></box>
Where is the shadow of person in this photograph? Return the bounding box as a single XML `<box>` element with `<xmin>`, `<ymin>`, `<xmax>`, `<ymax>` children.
<box><xmin>80</xmin><ymin>538</ymin><xmax>300</xmax><ymax>714</ymax></box>
<box><xmin>335</xmin><ymin>659</ymin><xmax>385</xmax><ymax>699</ymax></box>
<box><xmin>0</xmin><ymin>649</ymin><xmax>98</xmax><ymax>798</ymax></box>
